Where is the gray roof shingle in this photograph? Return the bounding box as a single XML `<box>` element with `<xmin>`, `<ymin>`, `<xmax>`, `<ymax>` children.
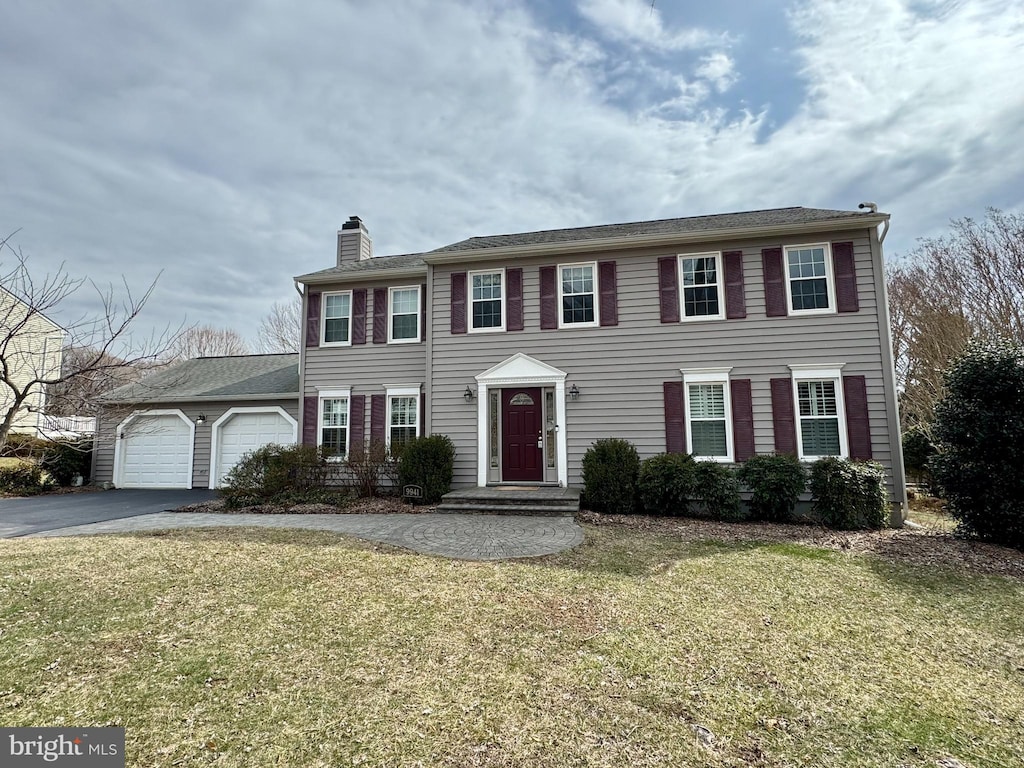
<box><xmin>104</xmin><ymin>353</ymin><xmax>299</xmax><ymax>403</ymax></box>
<box><xmin>294</xmin><ymin>252</ymin><xmax>426</xmax><ymax>281</ymax></box>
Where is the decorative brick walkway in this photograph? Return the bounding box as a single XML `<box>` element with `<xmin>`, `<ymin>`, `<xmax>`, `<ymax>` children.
<box><xmin>25</xmin><ymin>512</ymin><xmax>585</xmax><ymax>561</ymax></box>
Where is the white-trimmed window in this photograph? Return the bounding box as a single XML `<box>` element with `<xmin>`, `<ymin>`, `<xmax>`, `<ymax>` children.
<box><xmin>679</xmin><ymin>253</ymin><xmax>724</xmax><ymax>321</ymax></box>
<box><xmin>321</xmin><ymin>291</ymin><xmax>352</xmax><ymax>345</ymax></box>
<box><xmin>559</xmin><ymin>262</ymin><xmax>598</xmax><ymax>327</ymax></box>
<box><xmin>790</xmin><ymin>365</ymin><xmax>848</xmax><ymax>460</ymax></box>
<box><xmin>469</xmin><ymin>269</ymin><xmax>504</xmax><ymax>332</ymax></box>
<box><xmin>318</xmin><ymin>389</ymin><xmax>350</xmax><ymax>458</ymax></box>
<box><xmin>682</xmin><ymin>368</ymin><xmax>733</xmax><ymax>462</ymax></box>
<box><xmin>386</xmin><ymin>385</ymin><xmax>420</xmax><ymax>451</ymax></box>
<box><xmin>785</xmin><ymin>243</ymin><xmax>835</xmax><ymax>315</ymax></box>
<box><xmin>389</xmin><ymin>286</ymin><xmax>420</xmax><ymax>343</ymax></box>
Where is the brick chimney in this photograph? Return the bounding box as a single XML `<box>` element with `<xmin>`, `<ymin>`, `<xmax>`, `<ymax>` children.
<box><xmin>337</xmin><ymin>216</ymin><xmax>373</xmax><ymax>266</ymax></box>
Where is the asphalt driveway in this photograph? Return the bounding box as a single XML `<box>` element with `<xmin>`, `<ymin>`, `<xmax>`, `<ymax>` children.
<box><xmin>0</xmin><ymin>489</ymin><xmax>218</xmax><ymax>538</ymax></box>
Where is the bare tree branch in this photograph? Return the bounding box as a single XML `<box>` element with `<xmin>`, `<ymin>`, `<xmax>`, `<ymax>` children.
<box><xmin>255</xmin><ymin>297</ymin><xmax>301</xmax><ymax>354</ymax></box>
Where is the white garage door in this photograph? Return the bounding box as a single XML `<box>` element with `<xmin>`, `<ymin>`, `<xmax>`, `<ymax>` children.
<box><xmin>214</xmin><ymin>411</ymin><xmax>296</xmax><ymax>487</ymax></box>
<box><xmin>119</xmin><ymin>414</ymin><xmax>192</xmax><ymax>488</ymax></box>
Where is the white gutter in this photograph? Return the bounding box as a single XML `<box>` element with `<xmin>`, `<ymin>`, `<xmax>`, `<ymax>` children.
<box><xmin>295</xmin><ymin>265</ymin><xmax>427</xmax><ymax>285</ymax></box>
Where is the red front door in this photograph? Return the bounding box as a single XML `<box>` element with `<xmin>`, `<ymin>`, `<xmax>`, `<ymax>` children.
<box><xmin>501</xmin><ymin>387</ymin><xmax>543</xmax><ymax>482</ymax></box>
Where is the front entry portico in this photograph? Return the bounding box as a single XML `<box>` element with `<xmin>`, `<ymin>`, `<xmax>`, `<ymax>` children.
<box><xmin>475</xmin><ymin>353</ymin><xmax>569</xmax><ymax>487</ymax></box>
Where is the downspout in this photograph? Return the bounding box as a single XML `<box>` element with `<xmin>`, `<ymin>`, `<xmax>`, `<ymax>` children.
<box><xmin>295</xmin><ymin>280</ymin><xmax>306</xmax><ymax>447</ymax></box>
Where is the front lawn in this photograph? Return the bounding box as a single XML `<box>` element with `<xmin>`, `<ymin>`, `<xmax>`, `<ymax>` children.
<box><xmin>1</xmin><ymin>527</ymin><xmax>1021</xmax><ymax>767</ymax></box>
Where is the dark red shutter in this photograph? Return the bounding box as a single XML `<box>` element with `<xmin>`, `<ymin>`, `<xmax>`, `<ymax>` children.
<box><xmin>506</xmin><ymin>268</ymin><xmax>524</xmax><ymax>331</ymax></box>
<box><xmin>419</xmin><ymin>393</ymin><xmax>425</xmax><ymax>437</ymax></box>
<box><xmin>770</xmin><ymin>377</ymin><xmax>797</xmax><ymax>455</ymax></box>
<box><xmin>420</xmin><ymin>284</ymin><xmax>426</xmax><ymax>341</ymax></box>
<box><xmin>370</xmin><ymin>394</ymin><xmax>386</xmax><ymax>444</ymax></box>
<box><xmin>450</xmin><ymin>273</ymin><xmax>467</xmax><ymax>334</ymax></box>
<box><xmin>352</xmin><ymin>289</ymin><xmax>366</xmax><ymax>345</ymax></box>
<box><xmin>658</xmin><ymin>256</ymin><xmax>679</xmax><ymax>323</ymax></box>
<box><xmin>664</xmin><ymin>381</ymin><xmax>686</xmax><ymax>453</ymax></box>
<box><xmin>302</xmin><ymin>395</ymin><xmax>318</xmax><ymax>445</ymax></box>
<box><xmin>305</xmin><ymin>292</ymin><xmax>321</xmax><ymax>348</ymax></box>
<box><xmin>349</xmin><ymin>395</ymin><xmax>365</xmax><ymax>453</ymax></box>
<box><xmin>598</xmin><ymin>260</ymin><xmax>618</xmax><ymax>327</ymax></box>
<box><xmin>723</xmin><ymin>250</ymin><xmax>746</xmax><ymax>319</ymax></box>
<box><xmin>762</xmin><ymin>248</ymin><xmax>787</xmax><ymax>317</ymax></box>
<box><xmin>832</xmin><ymin>241</ymin><xmax>860</xmax><ymax>313</ymax></box>
<box><xmin>843</xmin><ymin>375</ymin><xmax>872</xmax><ymax>459</ymax></box>
<box><xmin>730</xmin><ymin>379</ymin><xmax>755</xmax><ymax>461</ymax></box>
<box><xmin>540</xmin><ymin>266</ymin><xmax>558</xmax><ymax>330</ymax></box>
<box><xmin>372</xmin><ymin>288</ymin><xmax>387</xmax><ymax>344</ymax></box>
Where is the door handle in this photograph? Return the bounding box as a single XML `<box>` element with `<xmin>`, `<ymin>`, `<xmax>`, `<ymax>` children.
<box><xmin>537</xmin><ymin>434</ymin><xmax>543</xmax><ymax>449</ymax></box>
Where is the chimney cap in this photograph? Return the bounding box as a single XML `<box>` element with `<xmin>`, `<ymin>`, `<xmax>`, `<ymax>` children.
<box><xmin>341</xmin><ymin>215</ymin><xmax>364</xmax><ymax>230</ymax></box>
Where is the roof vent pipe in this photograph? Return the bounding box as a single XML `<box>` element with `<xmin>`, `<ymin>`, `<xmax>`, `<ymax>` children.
<box><xmin>858</xmin><ymin>201</ymin><xmax>889</xmax><ymax>243</ymax></box>
<box><xmin>858</xmin><ymin>202</ymin><xmax>878</xmax><ymax>213</ymax></box>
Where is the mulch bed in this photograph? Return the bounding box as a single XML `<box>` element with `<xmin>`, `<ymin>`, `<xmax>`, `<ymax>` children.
<box><xmin>173</xmin><ymin>496</ymin><xmax>437</xmax><ymax>516</ymax></box>
<box><xmin>577</xmin><ymin>510</ymin><xmax>1024</xmax><ymax>581</ymax></box>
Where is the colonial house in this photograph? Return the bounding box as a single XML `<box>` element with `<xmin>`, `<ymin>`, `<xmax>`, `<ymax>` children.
<box><xmin>93</xmin><ymin>206</ymin><xmax>907</xmax><ymax>523</ymax></box>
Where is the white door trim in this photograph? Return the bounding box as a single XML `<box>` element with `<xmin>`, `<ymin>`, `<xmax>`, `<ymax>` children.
<box><xmin>114</xmin><ymin>409</ymin><xmax>195</xmax><ymax>489</ymax></box>
<box><xmin>474</xmin><ymin>353</ymin><xmax>568</xmax><ymax>487</ymax></box>
<box><xmin>208</xmin><ymin>406</ymin><xmax>298</xmax><ymax>489</ymax></box>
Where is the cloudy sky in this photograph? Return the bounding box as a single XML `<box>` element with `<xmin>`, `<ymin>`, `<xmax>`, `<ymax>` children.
<box><xmin>2</xmin><ymin>0</ymin><xmax>1022</xmax><ymax>347</ymax></box>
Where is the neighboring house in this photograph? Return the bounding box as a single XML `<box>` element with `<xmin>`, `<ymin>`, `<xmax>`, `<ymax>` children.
<box><xmin>91</xmin><ymin>206</ymin><xmax>907</xmax><ymax>524</ymax></box>
<box><xmin>0</xmin><ymin>286</ymin><xmax>65</xmax><ymax>437</ymax></box>
<box><xmin>93</xmin><ymin>354</ymin><xmax>298</xmax><ymax>489</ymax></box>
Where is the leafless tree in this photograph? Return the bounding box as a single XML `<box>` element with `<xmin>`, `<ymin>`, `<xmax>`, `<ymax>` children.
<box><xmin>256</xmin><ymin>297</ymin><xmax>301</xmax><ymax>354</ymax></box>
<box><xmin>166</xmin><ymin>324</ymin><xmax>250</xmax><ymax>361</ymax></box>
<box><xmin>888</xmin><ymin>208</ymin><xmax>1024</xmax><ymax>433</ymax></box>
<box><xmin>0</xmin><ymin>231</ymin><xmax>182</xmax><ymax>450</ymax></box>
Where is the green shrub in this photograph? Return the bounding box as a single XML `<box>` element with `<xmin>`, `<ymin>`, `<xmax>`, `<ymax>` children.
<box><xmin>397</xmin><ymin>435</ymin><xmax>456</xmax><ymax>504</ymax></box>
<box><xmin>637</xmin><ymin>453</ymin><xmax>696</xmax><ymax>516</ymax></box>
<box><xmin>346</xmin><ymin>439</ymin><xmax>398</xmax><ymax>498</ymax></box>
<box><xmin>809</xmin><ymin>457</ymin><xmax>888</xmax><ymax>529</ymax></box>
<box><xmin>737</xmin><ymin>454</ymin><xmax>807</xmax><ymax>522</ymax></box>
<box><xmin>220</xmin><ymin>444</ymin><xmax>336</xmax><ymax>508</ymax></box>
<box><xmin>901</xmin><ymin>427</ymin><xmax>935</xmax><ymax>486</ymax></box>
<box><xmin>930</xmin><ymin>340</ymin><xmax>1024</xmax><ymax>548</ymax></box>
<box><xmin>581</xmin><ymin>438</ymin><xmax>640</xmax><ymax>515</ymax></box>
<box><xmin>0</xmin><ymin>464</ymin><xmax>55</xmax><ymax>495</ymax></box>
<box><xmin>0</xmin><ymin>433</ymin><xmax>46</xmax><ymax>459</ymax></box>
<box><xmin>40</xmin><ymin>439</ymin><xmax>93</xmax><ymax>486</ymax></box>
<box><xmin>693</xmin><ymin>461</ymin><xmax>745</xmax><ymax>521</ymax></box>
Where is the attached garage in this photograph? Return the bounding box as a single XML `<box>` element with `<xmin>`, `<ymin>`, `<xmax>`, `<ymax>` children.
<box><xmin>210</xmin><ymin>407</ymin><xmax>298</xmax><ymax>488</ymax></box>
<box><xmin>115</xmin><ymin>410</ymin><xmax>195</xmax><ymax>489</ymax></box>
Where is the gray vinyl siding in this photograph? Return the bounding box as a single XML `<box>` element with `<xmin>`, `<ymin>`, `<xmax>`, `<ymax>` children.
<box><xmin>303</xmin><ymin>278</ymin><xmax>427</xmax><ymax>443</ymax></box>
<box><xmin>92</xmin><ymin>399</ymin><xmax>299</xmax><ymax>488</ymax></box>
<box><xmin>429</xmin><ymin>228</ymin><xmax>899</xmax><ymax>503</ymax></box>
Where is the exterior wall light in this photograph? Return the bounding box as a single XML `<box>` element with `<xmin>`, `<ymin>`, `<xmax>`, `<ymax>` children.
<box><xmin>569</xmin><ymin>384</ymin><xmax>580</xmax><ymax>400</ymax></box>
<box><xmin>463</xmin><ymin>386</ymin><xmax>475</xmax><ymax>403</ymax></box>
<box><xmin>196</xmin><ymin>414</ymin><xmax>207</xmax><ymax>425</ymax></box>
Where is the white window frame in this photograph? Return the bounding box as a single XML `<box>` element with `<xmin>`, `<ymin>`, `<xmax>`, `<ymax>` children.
<box><xmin>385</xmin><ymin>384</ymin><xmax>421</xmax><ymax>450</ymax></box>
<box><xmin>468</xmin><ymin>268</ymin><xmax>506</xmax><ymax>333</ymax></box>
<box><xmin>388</xmin><ymin>285</ymin><xmax>421</xmax><ymax>344</ymax></box>
<box><xmin>557</xmin><ymin>261</ymin><xmax>599</xmax><ymax>329</ymax></box>
<box><xmin>784</xmin><ymin>242</ymin><xmax>836</xmax><ymax>317</ymax></box>
<box><xmin>320</xmin><ymin>290</ymin><xmax>353</xmax><ymax>347</ymax></box>
<box><xmin>681</xmin><ymin>367</ymin><xmax>733</xmax><ymax>463</ymax></box>
<box><xmin>317</xmin><ymin>388</ymin><xmax>351</xmax><ymax>460</ymax></box>
<box><xmin>677</xmin><ymin>252</ymin><xmax>725</xmax><ymax>322</ymax></box>
<box><xmin>789</xmin><ymin>364</ymin><xmax>848</xmax><ymax>461</ymax></box>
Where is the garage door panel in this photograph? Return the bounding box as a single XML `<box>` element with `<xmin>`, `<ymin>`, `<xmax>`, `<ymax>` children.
<box><xmin>120</xmin><ymin>414</ymin><xmax>192</xmax><ymax>489</ymax></box>
<box><xmin>215</xmin><ymin>411</ymin><xmax>295</xmax><ymax>487</ymax></box>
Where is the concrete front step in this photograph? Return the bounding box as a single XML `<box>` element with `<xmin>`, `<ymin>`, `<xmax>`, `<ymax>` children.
<box><xmin>437</xmin><ymin>486</ymin><xmax>581</xmax><ymax>517</ymax></box>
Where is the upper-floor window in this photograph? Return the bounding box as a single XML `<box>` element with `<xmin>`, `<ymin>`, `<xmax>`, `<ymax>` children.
<box><xmin>785</xmin><ymin>244</ymin><xmax>835</xmax><ymax>315</ymax></box>
<box><xmin>679</xmin><ymin>253</ymin><xmax>724</xmax><ymax>321</ymax></box>
<box><xmin>682</xmin><ymin>368</ymin><xmax>733</xmax><ymax>462</ymax></box>
<box><xmin>470</xmin><ymin>270</ymin><xmax>504</xmax><ymax>332</ymax></box>
<box><xmin>318</xmin><ymin>391</ymin><xmax>350</xmax><ymax>458</ymax></box>
<box><xmin>321</xmin><ymin>291</ymin><xmax>352</xmax><ymax>345</ymax></box>
<box><xmin>389</xmin><ymin>286</ymin><xmax>420</xmax><ymax>343</ymax></box>
<box><xmin>559</xmin><ymin>262</ymin><xmax>598</xmax><ymax>327</ymax></box>
<box><xmin>790</xmin><ymin>366</ymin><xmax>848</xmax><ymax>460</ymax></box>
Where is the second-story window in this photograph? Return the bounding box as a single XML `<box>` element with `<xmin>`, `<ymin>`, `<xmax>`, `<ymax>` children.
<box><xmin>322</xmin><ymin>291</ymin><xmax>352</xmax><ymax>345</ymax></box>
<box><xmin>679</xmin><ymin>253</ymin><xmax>724</xmax><ymax>320</ymax></box>
<box><xmin>470</xmin><ymin>270</ymin><xmax>504</xmax><ymax>331</ymax></box>
<box><xmin>389</xmin><ymin>286</ymin><xmax>420</xmax><ymax>343</ymax></box>
<box><xmin>559</xmin><ymin>262</ymin><xmax>597</xmax><ymax>327</ymax></box>
<box><xmin>785</xmin><ymin>244</ymin><xmax>835</xmax><ymax>314</ymax></box>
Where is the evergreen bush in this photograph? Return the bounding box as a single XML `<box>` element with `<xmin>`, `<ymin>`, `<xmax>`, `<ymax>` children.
<box><xmin>581</xmin><ymin>438</ymin><xmax>640</xmax><ymax>514</ymax></box>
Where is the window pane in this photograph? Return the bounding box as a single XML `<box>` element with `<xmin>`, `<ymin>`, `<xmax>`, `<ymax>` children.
<box><xmin>801</xmin><ymin>418</ymin><xmax>840</xmax><ymax>456</ymax></box>
<box><xmin>692</xmin><ymin>421</ymin><xmax>727</xmax><ymax>457</ymax></box>
<box><xmin>472</xmin><ymin>273</ymin><xmax>501</xmax><ymax>300</ymax></box>
<box><xmin>562</xmin><ymin>294</ymin><xmax>594</xmax><ymax>324</ymax></box>
<box><xmin>682</xmin><ymin>257</ymin><xmax>717</xmax><ymax>287</ymax></box>
<box><xmin>322</xmin><ymin>398</ymin><xmax>348</xmax><ymax>427</ymax></box>
<box><xmin>390</xmin><ymin>396</ymin><xmax>417</xmax><ymax>426</ymax></box>
<box><xmin>392</xmin><ymin>313</ymin><xmax>418</xmax><ymax>340</ymax></box>
<box><xmin>391</xmin><ymin>289</ymin><xmax>418</xmax><ymax>314</ymax></box>
<box><xmin>472</xmin><ymin>298</ymin><xmax>502</xmax><ymax>328</ymax></box>
<box><xmin>791</xmin><ymin>278</ymin><xmax>829</xmax><ymax>310</ymax></box>
<box><xmin>324</xmin><ymin>293</ymin><xmax>351</xmax><ymax>319</ymax></box>
<box><xmin>688</xmin><ymin>384</ymin><xmax>725</xmax><ymax>418</ymax></box>
<box><xmin>683</xmin><ymin>286</ymin><xmax>720</xmax><ymax>317</ymax></box>
<box><xmin>324</xmin><ymin>317</ymin><xmax>349</xmax><ymax>343</ymax></box>
<box><xmin>797</xmin><ymin>381</ymin><xmax>837</xmax><ymax>417</ymax></box>
<box><xmin>390</xmin><ymin>426</ymin><xmax>417</xmax><ymax>450</ymax></box>
<box><xmin>321</xmin><ymin>427</ymin><xmax>347</xmax><ymax>456</ymax></box>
